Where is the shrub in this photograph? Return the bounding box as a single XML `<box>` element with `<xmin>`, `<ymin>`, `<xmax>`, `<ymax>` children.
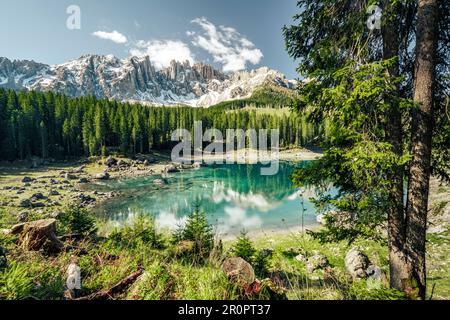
<box><xmin>231</xmin><ymin>231</ymin><xmax>256</xmax><ymax>263</ymax></box>
<box><xmin>174</xmin><ymin>209</ymin><xmax>214</xmax><ymax>262</ymax></box>
<box><xmin>109</xmin><ymin>214</ymin><xmax>163</xmax><ymax>249</ymax></box>
<box><xmin>231</xmin><ymin>231</ymin><xmax>271</xmax><ymax>276</ymax></box>
<box><xmin>253</xmin><ymin>250</ymin><xmax>272</xmax><ymax>276</ymax></box>
<box><xmin>58</xmin><ymin>205</ymin><xmax>98</xmax><ymax>236</ymax></box>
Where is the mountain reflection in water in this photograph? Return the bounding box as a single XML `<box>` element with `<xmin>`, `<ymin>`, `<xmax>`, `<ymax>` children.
<box><xmin>91</xmin><ymin>162</ymin><xmax>322</xmax><ymax>236</ymax></box>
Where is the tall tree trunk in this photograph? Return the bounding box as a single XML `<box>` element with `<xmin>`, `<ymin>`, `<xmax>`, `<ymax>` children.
<box><xmin>382</xmin><ymin>0</ymin><xmax>408</xmax><ymax>291</ymax></box>
<box><xmin>405</xmin><ymin>0</ymin><xmax>438</xmax><ymax>300</ymax></box>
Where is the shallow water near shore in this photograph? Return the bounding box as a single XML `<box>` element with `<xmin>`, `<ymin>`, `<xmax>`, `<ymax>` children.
<box><xmin>90</xmin><ymin>161</ymin><xmax>322</xmax><ymax>237</ymax></box>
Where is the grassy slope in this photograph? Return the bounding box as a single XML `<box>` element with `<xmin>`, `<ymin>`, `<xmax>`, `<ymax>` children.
<box><xmin>1</xmin><ymin>218</ymin><xmax>449</xmax><ymax>300</ymax></box>
<box><xmin>209</xmin><ymin>84</ymin><xmax>298</xmax><ymax>110</ymax></box>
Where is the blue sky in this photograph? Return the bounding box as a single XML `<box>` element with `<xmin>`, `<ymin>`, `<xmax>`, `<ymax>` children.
<box><xmin>0</xmin><ymin>0</ymin><xmax>300</xmax><ymax>78</ymax></box>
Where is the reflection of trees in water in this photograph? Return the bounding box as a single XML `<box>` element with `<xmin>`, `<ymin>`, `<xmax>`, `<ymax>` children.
<box><xmin>207</xmin><ymin>162</ymin><xmax>305</xmax><ymax>200</ymax></box>
<box><xmin>96</xmin><ymin>162</ymin><xmax>310</xmax><ymax>221</ymax></box>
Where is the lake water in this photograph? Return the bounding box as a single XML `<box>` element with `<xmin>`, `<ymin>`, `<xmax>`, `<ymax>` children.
<box><xmin>91</xmin><ymin>162</ymin><xmax>320</xmax><ymax>237</ymax></box>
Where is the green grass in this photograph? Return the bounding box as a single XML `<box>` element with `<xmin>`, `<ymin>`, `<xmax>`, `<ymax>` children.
<box><xmin>127</xmin><ymin>260</ymin><xmax>240</xmax><ymax>300</ymax></box>
<box><xmin>426</xmin><ymin>229</ymin><xmax>450</xmax><ymax>299</ymax></box>
<box><xmin>1</xmin><ymin>219</ymin><xmax>449</xmax><ymax>300</ymax></box>
<box><xmin>249</xmin><ymin>233</ymin><xmax>393</xmax><ymax>300</ymax></box>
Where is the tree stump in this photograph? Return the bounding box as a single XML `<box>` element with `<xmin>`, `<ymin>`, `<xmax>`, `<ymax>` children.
<box><xmin>14</xmin><ymin>219</ymin><xmax>65</xmax><ymax>253</ymax></box>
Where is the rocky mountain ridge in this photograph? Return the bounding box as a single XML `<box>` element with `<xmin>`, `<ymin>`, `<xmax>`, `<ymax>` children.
<box><xmin>0</xmin><ymin>54</ymin><xmax>296</xmax><ymax>107</ymax></box>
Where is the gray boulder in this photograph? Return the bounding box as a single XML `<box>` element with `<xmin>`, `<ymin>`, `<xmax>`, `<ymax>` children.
<box><xmin>21</xmin><ymin>176</ymin><xmax>33</xmax><ymax>183</ymax></box>
<box><xmin>94</xmin><ymin>172</ymin><xmax>110</xmax><ymax>180</ymax></box>
<box><xmin>32</xmin><ymin>202</ymin><xmax>46</xmax><ymax>208</ymax></box>
<box><xmin>345</xmin><ymin>247</ymin><xmax>371</xmax><ymax>279</ymax></box>
<box><xmin>73</xmin><ymin>194</ymin><xmax>96</xmax><ymax>207</ymax></box>
<box><xmin>117</xmin><ymin>159</ymin><xmax>129</xmax><ymax>167</ymax></box>
<box><xmin>164</xmin><ymin>165</ymin><xmax>179</xmax><ymax>173</ymax></box>
<box><xmin>105</xmin><ymin>157</ymin><xmax>118</xmax><ymax>168</ymax></box>
<box><xmin>193</xmin><ymin>162</ymin><xmax>202</xmax><ymax>169</ymax></box>
<box><xmin>48</xmin><ymin>190</ymin><xmax>60</xmax><ymax>196</ymax></box>
<box><xmin>19</xmin><ymin>199</ymin><xmax>32</xmax><ymax>208</ymax></box>
<box><xmin>32</xmin><ymin>192</ymin><xmax>46</xmax><ymax>200</ymax></box>
<box><xmin>135</xmin><ymin>154</ymin><xmax>156</xmax><ymax>164</ymax></box>
<box><xmin>78</xmin><ymin>177</ymin><xmax>89</xmax><ymax>183</ymax></box>
<box><xmin>306</xmin><ymin>252</ymin><xmax>329</xmax><ymax>272</ymax></box>
<box><xmin>17</xmin><ymin>211</ymin><xmax>29</xmax><ymax>222</ymax></box>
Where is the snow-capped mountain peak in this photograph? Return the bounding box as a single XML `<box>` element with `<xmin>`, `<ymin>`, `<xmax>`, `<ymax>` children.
<box><xmin>0</xmin><ymin>55</ymin><xmax>296</xmax><ymax>107</ymax></box>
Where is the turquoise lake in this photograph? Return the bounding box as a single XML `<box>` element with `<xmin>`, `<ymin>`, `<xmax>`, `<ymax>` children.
<box><xmin>91</xmin><ymin>162</ymin><xmax>320</xmax><ymax>237</ymax></box>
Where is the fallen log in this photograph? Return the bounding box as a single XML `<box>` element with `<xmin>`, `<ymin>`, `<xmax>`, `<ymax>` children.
<box><xmin>76</xmin><ymin>266</ymin><xmax>144</xmax><ymax>300</ymax></box>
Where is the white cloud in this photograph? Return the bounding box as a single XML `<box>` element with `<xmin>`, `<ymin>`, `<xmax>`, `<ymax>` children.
<box><xmin>155</xmin><ymin>211</ymin><xmax>187</xmax><ymax>231</ymax></box>
<box><xmin>188</xmin><ymin>17</ymin><xmax>263</xmax><ymax>72</ymax></box>
<box><xmin>212</xmin><ymin>183</ymin><xmax>276</xmax><ymax>211</ymax></box>
<box><xmin>217</xmin><ymin>206</ymin><xmax>262</xmax><ymax>234</ymax></box>
<box><xmin>129</xmin><ymin>39</ymin><xmax>195</xmax><ymax>69</ymax></box>
<box><xmin>92</xmin><ymin>30</ymin><xmax>128</xmax><ymax>44</ymax></box>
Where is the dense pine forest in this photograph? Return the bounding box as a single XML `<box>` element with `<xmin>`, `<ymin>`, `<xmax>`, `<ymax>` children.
<box><xmin>0</xmin><ymin>88</ymin><xmax>324</xmax><ymax>161</ymax></box>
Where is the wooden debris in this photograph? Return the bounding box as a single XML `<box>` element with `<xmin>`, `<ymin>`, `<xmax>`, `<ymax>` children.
<box><xmin>76</xmin><ymin>266</ymin><xmax>144</xmax><ymax>300</ymax></box>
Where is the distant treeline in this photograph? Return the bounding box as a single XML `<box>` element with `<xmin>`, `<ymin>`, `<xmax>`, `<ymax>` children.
<box><xmin>0</xmin><ymin>88</ymin><xmax>326</xmax><ymax>160</ymax></box>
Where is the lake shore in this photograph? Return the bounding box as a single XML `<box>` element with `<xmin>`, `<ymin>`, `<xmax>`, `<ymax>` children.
<box><xmin>0</xmin><ymin>147</ymin><xmax>448</xmax><ymax>238</ymax></box>
<box><xmin>79</xmin><ymin>148</ymin><xmax>324</xmax><ymax>181</ymax></box>
<box><xmin>218</xmin><ymin>224</ymin><xmax>322</xmax><ymax>241</ymax></box>
<box><xmin>0</xmin><ymin>148</ymin><xmax>320</xmax><ymax>220</ymax></box>
<box><xmin>180</xmin><ymin>148</ymin><xmax>323</xmax><ymax>164</ymax></box>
